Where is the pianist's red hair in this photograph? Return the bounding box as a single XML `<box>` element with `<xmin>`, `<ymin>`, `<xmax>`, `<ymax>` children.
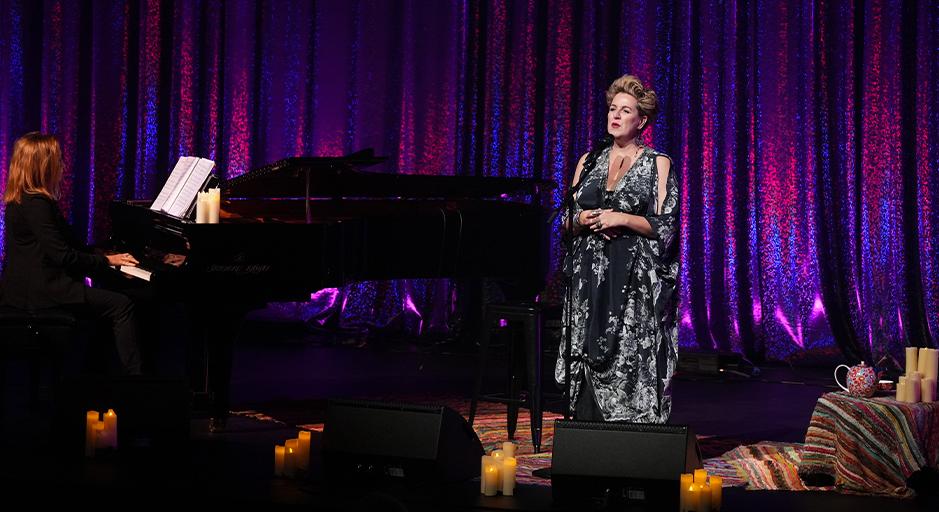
<box><xmin>3</xmin><ymin>132</ymin><xmax>63</xmax><ymax>204</ymax></box>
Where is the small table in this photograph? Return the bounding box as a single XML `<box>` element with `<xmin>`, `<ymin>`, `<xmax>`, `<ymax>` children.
<box><xmin>798</xmin><ymin>391</ymin><xmax>939</xmax><ymax>497</ymax></box>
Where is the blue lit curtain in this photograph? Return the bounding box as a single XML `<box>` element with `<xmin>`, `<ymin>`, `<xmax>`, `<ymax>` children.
<box><xmin>1</xmin><ymin>0</ymin><xmax>936</xmax><ymax>362</ymax></box>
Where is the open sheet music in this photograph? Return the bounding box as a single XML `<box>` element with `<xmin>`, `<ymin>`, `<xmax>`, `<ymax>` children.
<box><xmin>150</xmin><ymin>156</ymin><xmax>216</xmax><ymax>218</ymax></box>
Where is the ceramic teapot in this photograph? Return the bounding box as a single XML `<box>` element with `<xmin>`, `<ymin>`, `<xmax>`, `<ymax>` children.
<box><xmin>834</xmin><ymin>361</ymin><xmax>877</xmax><ymax>397</ymax></box>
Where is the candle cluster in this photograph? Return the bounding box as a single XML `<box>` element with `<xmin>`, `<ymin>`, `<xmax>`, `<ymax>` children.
<box><xmin>274</xmin><ymin>430</ymin><xmax>311</xmax><ymax>478</ymax></box>
<box><xmin>897</xmin><ymin>348</ymin><xmax>939</xmax><ymax>403</ymax></box>
<box><xmin>480</xmin><ymin>441</ymin><xmax>517</xmax><ymax>497</ymax></box>
<box><xmin>85</xmin><ymin>409</ymin><xmax>118</xmax><ymax>457</ymax></box>
<box><xmin>196</xmin><ymin>188</ymin><xmax>220</xmax><ymax>224</ymax></box>
<box><xmin>679</xmin><ymin>469</ymin><xmax>721</xmax><ymax>512</ymax></box>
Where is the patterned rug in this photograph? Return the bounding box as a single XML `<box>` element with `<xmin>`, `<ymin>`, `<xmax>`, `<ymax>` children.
<box><xmin>719</xmin><ymin>442</ymin><xmax>832</xmax><ymax>492</ymax></box>
<box><xmin>233</xmin><ymin>397</ymin><xmax>748</xmax><ymax>487</ymax></box>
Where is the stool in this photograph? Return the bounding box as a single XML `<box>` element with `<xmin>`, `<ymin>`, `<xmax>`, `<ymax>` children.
<box><xmin>469</xmin><ymin>302</ymin><xmax>546</xmax><ymax>453</ymax></box>
<box><xmin>0</xmin><ymin>306</ymin><xmax>77</xmax><ymax>411</ymax></box>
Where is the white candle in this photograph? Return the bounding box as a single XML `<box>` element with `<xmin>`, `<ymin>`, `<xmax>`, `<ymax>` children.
<box><xmin>196</xmin><ymin>192</ymin><xmax>209</xmax><ymax>223</ymax></box>
<box><xmin>698</xmin><ymin>482</ymin><xmax>712</xmax><ymax>512</ymax></box>
<box><xmin>501</xmin><ymin>457</ymin><xmax>517</xmax><ymax>496</ymax></box>
<box><xmin>926</xmin><ymin>349</ymin><xmax>939</xmax><ymax>381</ymax></box>
<box><xmin>906</xmin><ymin>348</ymin><xmax>919</xmax><ymax>377</ymax></box>
<box><xmin>710</xmin><ymin>475</ymin><xmax>723</xmax><ymax>511</ymax></box>
<box><xmin>680</xmin><ymin>473</ymin><xmax>693</xmax><ymax>512</ymax></box>
<box><xmin>85</xmin><ymin>410</ymin><xmax>100</xmax><ymax>457</ymax></box>
<box><xmin>274</xmin><ymin>445</ymin><xmax>285</xmax><ymax>477</ymax></box>
<box><xmin>896</xmin><ymin>379</ymin><xmax>907</xmax><ymax>402</ymax></box>
<box><xmin>502</xmin><ymin>441</ymin><xmax>516</xmax><ymax>458</ymax></box>
<box><xmin>284</xmin><ymin>438</ymin><xmax>298</xmax><ymax>477</ymax></box>
<box><xmin>480</xmin><ymin>455</ymin><xmax>492</xmax><ymax>494</ymax></box>
<box><xmin>490</xmin><ymin>449</ymin><xmax>504</xmax><ymax>492</ymax></box>
<box><xmin>297</xmin><ymin>430</ymin><xmax>311</xmax><ymax>470</ymax></box>
<box><xmin>923</xmin><ymin>378</ymin><xmax>937</xmax><ymax>402</ymax></box>
<box><xmin>102</xmin><ymin>409</ymin><xmax>118</xmax><ymax>450</ymax></box>
<box><xmin>910</xmin><ymin>373</ymin><xmax>922</xmax><ymax>403</ymax></box>
<box><xmin>208</xmin><ymin>188</ymin><xmax>220</xmax><ymax>224</ymax></box>
<box><xmin>694</xmin><ymin>468</ymin><xmax>708</xmax><ymax>484</ymax></box>
<box><xmin>483</xmin><ymin>462</ymin><xmax>499</xmax><ymax>496</ymax></box>
<box><xmin>919</xmin><ymin>348</ymin><xmax>929</xmax><ymax>376</ymax></box>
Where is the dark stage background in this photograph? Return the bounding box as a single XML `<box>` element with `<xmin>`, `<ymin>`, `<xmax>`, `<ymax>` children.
<box><xmin>0</xmin><ymin>0</ymin><xmax>936</xmax><ymax>364</ymax></box>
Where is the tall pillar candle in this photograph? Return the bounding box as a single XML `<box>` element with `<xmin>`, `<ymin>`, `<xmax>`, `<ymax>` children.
<box><xmin>284</xmin><ymin>438</ymin><xmax>299</xmax><ymax>477</ymax></box>
<box><xmin>910</xmin><ymin>373</ymin><xmax>922</xmax><ymax>403</ymax></box>
<box><xmin>196</xmin><ymin>192</ymin><xmax>209</xmax><ymax>223</ymax></box>
<box><xmin>274</xmin><ymin>445</ymin><xmax>285</xmax><ymax>476</ymax></box>
<box><xmin>208</xmin><ymin>188</ymin><xmax>220</xmax><ymax>224</ymax></box>
<box><xmin>502</xmin><ymin>441</ymin><xmax>516</xmax><ymax>458</ymax></box>
<box><xmin>906</xmin><ymin>347</ymin><xmax>919</xmax><ymax>377</ymax></box>
<box><xmin>102</xmin><ymin>409</ymin><xmax>118</xmax><ymax>449</ymax></box>
<box><xmin>697</xmin><ymin>482</ymin><xmax>712</xmax><ymax>512</ymax></box>
<box><xmin>85</xmin><ymin>410</ymin><xmax>100</xmax><ymax>457</ymax></box>
<box><xmin>480</xmin><ymin>455</ymin><xmax>492</xmax><ymax>494</ymax></box>
<box><xmin>501</xmin><ymin>457</ymin><xmax>517</xmax><ymax>496</ymax></box>
<box><xmin>297</xmin><ymin>430</ymin><xmax>311</xmax><ymax>470</ymax></box>
<box><xmin>926</xmin><ymin>349</ymin><xmax>939</xmax><ymax>381</ymax></box>
<box><xmin>919</xmin><ymin>348</ymin><xmax>930</xmax><ymax>376</ymax></box>
<box><xmin>710</xmin><ymin>475</ymin><xmax>723</xmax><ymax>511</ymax></box>
<box><xmin>483</xmin><ymin>462</ymin><xmax>499</xmax><ymax>496</ymax></box>
<box><xmin>680</xmin><ymin>473</ymin><xmax>693</xmax><ymax>512</ymax></box>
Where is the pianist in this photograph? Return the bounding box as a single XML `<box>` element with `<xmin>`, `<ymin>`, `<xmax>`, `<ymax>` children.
<box><xmin>0</xmin><ymin>132</ymin><xmax>144</xmax><ymax>375</ymax></box>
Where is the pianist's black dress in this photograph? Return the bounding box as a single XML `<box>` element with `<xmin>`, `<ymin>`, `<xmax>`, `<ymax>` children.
<box><xmin>555</xmin><ymin>145</ymin><xmax>680</xmax><ymax>423</ymax></box>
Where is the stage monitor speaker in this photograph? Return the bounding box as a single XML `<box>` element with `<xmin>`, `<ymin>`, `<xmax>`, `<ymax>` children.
<box><xmin>551</xmin><ymin>419</ymin><xmax>702</xmax><ymax>507</ymax></box>
<box><xmin>322</xmin><ymin>400</ymin><xmax>484</xmax><ymax>483</ymax></box>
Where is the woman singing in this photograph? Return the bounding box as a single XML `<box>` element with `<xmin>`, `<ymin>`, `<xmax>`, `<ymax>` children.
<box><xmin>556</xmin><ymin>75</ymin><xmax>680</xmax><ymax>422</ymax></box>
<box><xmin>1</xmin><ymin>132</ymin><xmax>143</xmax><ymax>375</ymax></box>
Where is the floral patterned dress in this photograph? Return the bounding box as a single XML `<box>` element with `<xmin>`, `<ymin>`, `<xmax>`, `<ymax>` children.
<box><xmin>555</xmin><ymin>145</ymin><xmax>680</xmax><ymax>423</ymax></box>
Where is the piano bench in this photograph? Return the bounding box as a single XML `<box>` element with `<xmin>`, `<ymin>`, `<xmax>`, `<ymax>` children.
<box><xmin>469</xmin><ymin>301</ymin><xmax>558</xmax><ymax>454</ymax></box>
<box><xmin>0</xmin><ymin>306</ymin><xmax>77</xmax><ymax>411</ymax></box>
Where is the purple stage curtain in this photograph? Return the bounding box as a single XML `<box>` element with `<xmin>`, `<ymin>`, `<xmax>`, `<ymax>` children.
<box><xmin>0</xmin><ymin>0</ymin><xmax>936</xmax><ymax>363</ymax></box>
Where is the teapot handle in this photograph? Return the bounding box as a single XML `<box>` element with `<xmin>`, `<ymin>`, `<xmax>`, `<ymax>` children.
<box><xmin>834</xmin><ymin>364</ymin><xmax>851</xmax><ymax>392</ymax></box>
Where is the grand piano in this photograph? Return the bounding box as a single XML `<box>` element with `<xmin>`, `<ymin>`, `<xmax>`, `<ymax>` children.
<box><xmin>108</xmin><ymin>150</ymin><xmax>552</xmax><ymax>427</ymax></box>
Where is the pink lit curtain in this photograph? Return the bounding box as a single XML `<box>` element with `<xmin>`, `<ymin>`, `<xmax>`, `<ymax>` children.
<box><xmin>1</xmin><ymin>0</ymin><xmax>936</xmax><ymax>362</ymax></box>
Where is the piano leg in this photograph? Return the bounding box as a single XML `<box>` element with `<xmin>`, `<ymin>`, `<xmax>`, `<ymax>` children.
<box><xmin>186</xmin><ymin>304</ymin><xmax>251</xmax><ymax>432</ymax></box>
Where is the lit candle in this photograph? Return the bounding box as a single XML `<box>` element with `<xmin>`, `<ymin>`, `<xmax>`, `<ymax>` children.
<box><xmin>284</xmin><ymin>438</ymin><xmax>299</xmax><ymax>477</ymax></box>
<box><xmin>490</xmin><ymin>449</ymin><xmax>504</xmax><ymax>492</ymax></box>
<box><xmin>483</xmin><ymin>463</ymin><xmax>499</xmax><ymax>496</ymax></box>
<box><xmin>698</xmin><ymin>482</ymin><xmax>712</xmax><ymax>512</ymax></box>
<box><xmin>501</xmin><ymin>457</ymin><xmax>517</xmax><ymax>496</ymax></box>
<box><xmin>906</xmin><ymin>347</ymin><xmax>919</xmax><ymax>377</ymax></box>
<box><xmin>274</xmin><ymin>445</ymin><xmax>285</xmax><ymax>477</ymax></box>
<box><xmin>297</xmin><ymin>430</ymin><xmax>311</xmax><ymax>470</ymax></box>
<box><xmin>923</xmin><ymin>378</ymin><xmax>936</xmax><ymax>402</ymax></box>
<box><xmin>102</xmin><ymin>409</ymin><xmax>118</xmax><ymax>450</ymax></box>
<box><xmin>680</xmin><ymin>473</ymin><xmax>693</xmax><ymax>511</ymax></box>
<box><xmin>687</xmin><ymin>484</ymin><xmax>698</xmax><ymax>512</ymax></box>
<box><xmin>85</xmin><ymin>410</ymin><xmax>100</xmax><ymax>457</ymax></box>
<box><xmin>710</xmin><ymin>475</ymin><xmax>722</xmax><ymax>511</ymax></box>
<box><xmin>502</xmin><ymin>441</ymin><xmax>516</xmax><ymax>458</ymax></box>
<box><xmin>480</xmin><ymin>455</ymin><xmax>492</xmax><ymax>494</ymax></box>
<box><xmin>94</xmin><ymin>421</ymin><xmax>105</xmax><ymax>452</ymax></box>
<box><xmin>694</xmin><ymin>468</ymin><xmax>708</xmax><ymax>484</ymax></box>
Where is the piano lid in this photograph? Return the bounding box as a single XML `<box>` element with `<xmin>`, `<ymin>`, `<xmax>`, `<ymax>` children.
<box><xmin>222</xmin><ymin>148</ymin><xmax>554</xmax><ymax>199</ymax></box>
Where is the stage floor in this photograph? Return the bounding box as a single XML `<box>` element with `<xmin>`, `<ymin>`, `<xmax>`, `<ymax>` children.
<box><xmin>2</xmin><ymin>317</ymin><xmax>936</xmax><ymax>510</ymax></box>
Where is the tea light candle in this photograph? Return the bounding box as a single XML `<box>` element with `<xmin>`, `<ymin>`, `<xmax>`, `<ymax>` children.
<box><xmin>85</xmin><ymin>410</ymin><xmax>100</xmax><ymax>457</ymax></box>
<box><xmin>502</xmin><ymin>441</ymin><xmax>516</xmax><ymax>458</ymax></box>
<box><xmin>501</xmin><ymin>456</ymin><xmax>517</xmax><ymax>496</ymax></box>
<box><xmin>274</xmin><ymin>445</ymin><xmax>285</xmax><ymax>476</ymax></box>
<box><xmin>923</xmin><ymin>378</ymin><xmax>937</xmax><ymax>402</ymax></box>
<box><xmin>483</xmin><ymin>463</ymin><xmax>499</xmax><ymax>496</ymax></box>
<box><xmin>710</xmin><ymin>475</ymin><xmax>722</xmax><ymax>511</ymax></box>
<box><xmin>680</xmin><ymin>473</ymin><xmax>693</xmax><ymax>511</ymax></box>
<box><xmin>906</xmin><ymin>347</ymin><xmax>919</xmax><ymax>376</ymax></box>
<box><xmin>297</xmin><ymin>430</ymin><xmax>311</xmax><ymax>470</ymax></box>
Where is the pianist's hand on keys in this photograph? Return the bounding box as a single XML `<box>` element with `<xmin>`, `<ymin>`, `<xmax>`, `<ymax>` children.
<box><xmin>106</xmin><ymin>252</ymin><xmax>139</xmax><ymax>267</ymax></box>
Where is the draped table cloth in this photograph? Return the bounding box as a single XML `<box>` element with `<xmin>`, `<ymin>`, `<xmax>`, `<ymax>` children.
<box><xmin>798</xmin><ymin>391</ymin><xmax>939</xmax><ymax>497</ymax></box>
